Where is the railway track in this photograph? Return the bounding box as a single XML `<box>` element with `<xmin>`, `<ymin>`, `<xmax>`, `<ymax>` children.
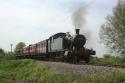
<box><xmin>79</xmin><ymin>63</ymin><xmax>125</xmax><ymax>68</ymax></box>
<box><xmin>41</xmin><ymin>60</ymin><xmax>125</xmax><ymax>68</ymax></box>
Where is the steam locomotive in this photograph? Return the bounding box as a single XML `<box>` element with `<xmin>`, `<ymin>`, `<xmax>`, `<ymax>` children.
<box><xmin>16</xmin><ymin>29</ymin><xmax>96</xmax><ymax>63</ymax></box>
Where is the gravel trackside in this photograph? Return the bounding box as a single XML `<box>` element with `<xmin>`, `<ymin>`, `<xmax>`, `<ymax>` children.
<box><xmin>37</xmin><ymin>61</ymin><xmax>114</xmax><ymax>76</ymax></box>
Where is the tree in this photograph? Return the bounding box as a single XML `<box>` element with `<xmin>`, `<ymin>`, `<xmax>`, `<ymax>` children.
<box><xmin>100</xmin><ymin>0</ymin><xmax>125</xmax><ymax>53</ymax></box>
<box><xmin>0</xmin><ymin>48</ymin><xmax>5</xmax><ymax>56</ymax></box>
<box><xmin>14</xmin><ymin>42</ymin><xmax>26</xmax><ymax>52</ymax></box>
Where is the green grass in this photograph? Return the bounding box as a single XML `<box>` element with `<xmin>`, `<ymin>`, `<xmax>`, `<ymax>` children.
<box><xmin>90</xmin><ymin>55</ymin><xmax>125</xmax><ymax>65</ymax></box>
<box><xmin>0</xmin><ymin>59</ymin><xmax>125</xmax><ymax>83</ymax></box>
<box><xmin>0</xmin><ymin>59</ymin><xmax>54</xmax><ymax>83</ymax></box>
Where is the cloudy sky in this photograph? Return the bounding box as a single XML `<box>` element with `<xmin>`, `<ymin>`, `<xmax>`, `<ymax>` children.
<box><xmin>0</xmin><ymin>0</ymin><xmax>118</xmax><ymax>57</ymax></box>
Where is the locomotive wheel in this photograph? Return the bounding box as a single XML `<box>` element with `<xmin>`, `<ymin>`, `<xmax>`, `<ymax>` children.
<box><xmin>69</xmin><ymin>56</ymin><xmax>77</xmax><ymax>64</ymax></box>
<box><xmin>16</xmin><ymin>56</ymin><xmax>20</xmax><ymax>59</ymax></box>
<box><xmin>66</xmin><ymin>55</ymin><xmax>73</xmax><ymax>63</ymax></box>
<box><xmin>85</xmin><ymin>57</ymin><xmax>90</xmax><ymax>63</ymax></box>
<box><xmin>76</xmin><ymin>57</ymin><xmax>80</xmax><ymax>63</ymax></box>
<box><xmin>73</xmin><ymin>56</ymin><xmax>78</xmax><ymax>64</ymax></box>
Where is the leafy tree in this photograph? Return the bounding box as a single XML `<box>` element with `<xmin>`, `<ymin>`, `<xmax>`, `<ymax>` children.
<box><xmin>0</xmin><ymin>48</ymin><xmax>5</xmax><ymax>56</ymax></box>
<box><xmin>100</xmin><ymin>0</ymin><xmax>125</xmax><ymax>53</ymax></box>
<box><xmin>14</xmin><ymin>42</ymin><xmax>26</xmax><ymax>52</ymax></box>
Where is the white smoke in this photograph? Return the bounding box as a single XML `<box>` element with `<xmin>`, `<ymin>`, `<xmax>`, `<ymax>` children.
<box><xmin>72</xmin><ymin>4</ymin><xmax>95</xmax><ymax>49</ymax></box>
<box><xmin>72</xmin><ymin>5</ymin><xmax>86</xmax><ymax>29</ymax></box>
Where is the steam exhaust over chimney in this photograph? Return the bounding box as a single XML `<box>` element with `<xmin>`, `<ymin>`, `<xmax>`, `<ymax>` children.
<box><xmin>75</xmin><ymin>29</ymin><xmax>80</xmax><ymax>35</ymax></box>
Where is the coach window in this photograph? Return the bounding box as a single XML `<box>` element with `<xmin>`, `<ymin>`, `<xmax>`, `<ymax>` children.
<box><xmin>41</xmin><ymin>43</ymin><xmax>43</xmax><ymax>48</ymax></box>
<box><xmin>30</xmin><ymin>46</ymin><xmax>31</xmax><ymax>50</ymax></box>
<box><xmin>44</xmin><ymin>42</ymin><xmax>46</xmax><ymax>47</ymax></box>
<box><xmin>52</xmin><ymin>37</ymin><xmax>54</xmax><ymax>43</ymax></box>
<box><xmin>42</xmin><ymin>42</ymin><xmax>43</xmax><ymax>47</ymax></box>
<box><xmin>44</xmin><ymin>42</ymin><xmax>45</xmax><ymax>47</ymax></box>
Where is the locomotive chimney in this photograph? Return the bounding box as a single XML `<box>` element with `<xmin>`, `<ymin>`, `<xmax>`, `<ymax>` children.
<box><xmin>75</xmin><ymin>29</ymin><xmax>80</xmax><ymax>35</ymax></box>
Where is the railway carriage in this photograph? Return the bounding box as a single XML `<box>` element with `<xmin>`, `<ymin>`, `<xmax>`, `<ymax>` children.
<box><xmin>36</xmin><ymin>40</ymin><xmax>47</xmax><ymax>55</ymax></box>
<box><xmin>29</xmin><ymin>44</ymin><xmax>37</xmax><ymax>56</ymax></box>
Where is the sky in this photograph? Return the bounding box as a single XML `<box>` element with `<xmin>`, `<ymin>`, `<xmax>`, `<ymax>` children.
<box><xmin>0</xmin><ymin>0</ymin><xmax>118</xmax><ymax>57</ymax></box>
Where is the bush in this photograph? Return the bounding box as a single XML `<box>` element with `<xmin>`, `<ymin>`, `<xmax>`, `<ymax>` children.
<box><xmin>90</xmin><ymin>56</ymin><xmax>104</xmax><ymax>64</ymax></box>
<box><xmin>0</xmin><ymin>48</ymin><xmax>15</xmax><ymax>60</ymax></box>
<box><xmin>0</xmin><ymin>48</ymin><xmax>5</xmax><ymax>59</ymax></box>
<box><xmin>90</xmin><ymin>54</ymin><xmax>125</xmax><ymax>65</ymax></box>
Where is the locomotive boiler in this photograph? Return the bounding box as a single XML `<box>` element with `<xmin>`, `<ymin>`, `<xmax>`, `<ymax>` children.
<box><xmin>16</xmin><ymin>29</ymin><xmax>96</xmax><ymax>63</ymax></box>
<box><xmin>73</xmin><ymin>29</ymin><xmax>86</xmax><ymax>49</ymax></box>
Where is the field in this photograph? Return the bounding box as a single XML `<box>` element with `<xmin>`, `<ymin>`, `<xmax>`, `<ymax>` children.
<box><xmin>0</xmin><ymin>59</ymin><xmax>125</xmax><ymax>83</ymax></box>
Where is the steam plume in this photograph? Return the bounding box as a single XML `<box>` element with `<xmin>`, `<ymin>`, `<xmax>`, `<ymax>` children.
<box><xmin>72</xmin><ymin>4</ymin><xmax>95</xmax><ymax>49</ymax></box>
<box><xmin>72</xmin><ymin>5</ymin><xmax>86</xmax><ymax>29</ymax></box>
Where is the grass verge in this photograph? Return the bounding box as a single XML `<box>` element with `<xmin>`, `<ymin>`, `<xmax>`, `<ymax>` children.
<box><xmin>0</xmin><ymin>59</ymin><xmax>125</xmax><ymax>83</ymax></box>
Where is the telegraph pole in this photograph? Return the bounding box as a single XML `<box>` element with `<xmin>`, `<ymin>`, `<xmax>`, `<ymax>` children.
<box><xmin>10</xmin><ymin>44</ymin><xmax>13</xmax><ymax>53</ymax></box>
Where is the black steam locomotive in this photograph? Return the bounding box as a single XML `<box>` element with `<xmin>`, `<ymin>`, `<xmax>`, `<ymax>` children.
<box><xmin>16</xmin><ymin>29</ymin><xmax>96</xmax><ymax>63</ymax></box>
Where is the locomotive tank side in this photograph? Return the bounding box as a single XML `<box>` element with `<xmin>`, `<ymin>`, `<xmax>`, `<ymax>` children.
<box><xmin>47</xmin><ymin>32</ymin><xmax>73</xmax><ymax>59</ymax></box>
<box><xmin>48</xmin><ymin>33</ymin><xmax>66</xmax><ymax>53</ymax></box>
